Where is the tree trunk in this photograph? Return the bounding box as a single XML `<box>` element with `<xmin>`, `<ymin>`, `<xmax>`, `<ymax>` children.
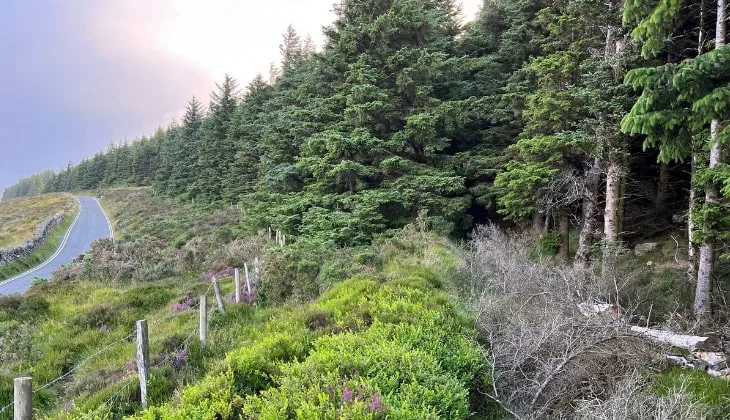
<box><xmin>604</xmin><ymin>156</ymin><xmax>622</xmax><ymax>244</ymax></box>
<box><xmin>689</xmin><ymin>0</ymin><xmax>706</xmax><ymax>281</ymax></box>
<box><xmin>559</xmin><ymin>210</ymin><xmax>570</xmax><ymax>263</ymax></box>
<box><xmin>575</xmin><ymin>158</ymin><xmax>601</xmax><ymax>268</ymax></box>
<box><xmin>689</xmin><ymin>153</ymin><xmax>699</xmax><ymax>280</ymax></box>
<box><xmin>617</xmin><ymin>153</ymin><xmax>628</xmax><ymax>237</ymax></box>
<box><xmin>532</xmin><ymin>209</ymin><xmax>544</xmax><ymax>236</ymax></box>
<box><xmin>656</xmin><ymin>163</ymin><xmax>669</xmax><ymax>213</ymax></box>
<box><xmin>694</xmin><ymin>0</ymin><xmax>725</xmax><ymax>319</ymax></box>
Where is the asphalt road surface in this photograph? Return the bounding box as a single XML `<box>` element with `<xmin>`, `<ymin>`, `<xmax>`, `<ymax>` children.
<box><xmin>0</xmin><ymin>196</ymin><xmax>113</xmax><ymax>295</ymax></box>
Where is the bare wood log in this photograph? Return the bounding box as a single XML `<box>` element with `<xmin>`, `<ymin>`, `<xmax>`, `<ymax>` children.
<box><xmin>667</xmin><ymin>355</ymin><xmax>729</xmax><ymax>377</ymax></box>
<box><xmin>14</xmin><ymin>377</ymin><xmax>32</xmax><ymax>420</ymax></box>
<box><xmin>630</xmin><ymin>326</ymin><xmax>710</xmax><ymax>350</ymax></box>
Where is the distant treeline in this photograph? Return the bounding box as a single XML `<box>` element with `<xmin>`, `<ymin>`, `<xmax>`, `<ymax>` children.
<box><xmin>2</xmin><ymin>170</ymin><xmax>56</xmax><ymax>201</ymax></box>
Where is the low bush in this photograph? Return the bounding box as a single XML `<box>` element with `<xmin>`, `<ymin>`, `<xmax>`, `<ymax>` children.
<box><xmin>126</xmin><ymin>248</ymin><xmax>489</xmax><ymax>420</ymax></box>
<box><xmin>259</xmin><ymin>238</ymin><xmax>376</xmax><ymax>305</ymax></box>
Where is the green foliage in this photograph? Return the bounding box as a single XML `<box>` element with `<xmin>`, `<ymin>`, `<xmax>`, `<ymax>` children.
<box><xmin>129</xmin><ymin>261</ymin><xmax>489</xmax><ymax>420</ymax></box>
<box><xmin>653</xmin><ymin>367</ymin><xmax>730</xmax><ymax>413</ymax></box>
<box><xmin>530</xmin><ymin>230</ymin><xmax>562</xmax><ymax>259</ymax></box>
<box><xmin>1</xmin><ymin>170</ymin><xmax>56</xmax><ymax>201</ymax></box>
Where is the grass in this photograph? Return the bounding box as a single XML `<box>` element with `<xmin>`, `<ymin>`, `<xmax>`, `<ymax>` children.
<box><xmin>0</xmin><ymin>193</ymin><xmax>76</xmax><ymax>248</ymax></box>
<box><xmin>0</xmin><ymin>213</ymin><xmax>76</xmax><ymax>281</ymax></box>
<box><xmin>653</xmin><ymin>367</ymin><xmax>730</xmax><ymax>415</ymax></box>
<box><xmin>0</xmin><ymin>188</ymin><xmax>495</xmax><ymax>419</ymax></box>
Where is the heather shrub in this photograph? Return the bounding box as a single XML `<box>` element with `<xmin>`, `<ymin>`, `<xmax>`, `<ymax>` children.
<box><xmin>130</xmin><ymin>261</ymin><xmax>489</xmax><ymax>420</ymax></box>
<box><xmin>259</xmin><ymin>238</ymin><xmax>376</xmax><ymax>305</ymax></box>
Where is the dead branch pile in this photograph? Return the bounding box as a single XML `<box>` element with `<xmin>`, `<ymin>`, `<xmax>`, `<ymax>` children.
<box><xmin>456</xmin><ymin>225</ymin><xmax>721</xmax><ymax>419</ymax></box>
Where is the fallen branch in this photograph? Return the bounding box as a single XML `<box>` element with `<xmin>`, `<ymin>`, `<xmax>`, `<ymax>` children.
<box><xmin>630</xmin><ymin>326</ymin><xmax>711</xmax><ymax>350</ymax></box>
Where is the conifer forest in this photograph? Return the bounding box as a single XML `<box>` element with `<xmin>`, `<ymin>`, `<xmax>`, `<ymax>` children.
<box><xmin>3</xmin><ymin>0</ymin><xmax>730</xmax><ymax>418</ymax></box>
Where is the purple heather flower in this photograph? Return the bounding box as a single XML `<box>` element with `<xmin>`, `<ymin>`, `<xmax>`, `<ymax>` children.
<box><xmin>171</xmin><ymin>348</ymin><xmax>189</xmax><ymax>370</ymax></box>
<box><xmin>341</xmin><ymin>389</ymin><xmax>354</xmax><ymax>403</ymax></box>
<box><xmin>171</xmin><ymin>298</ymin><xmax>194</xmax><ymax>312</ymax></box>
<box><xmin>369</xmin><ymin>392</ymin><xmax>385</xmax><ymax>412</ymax></box>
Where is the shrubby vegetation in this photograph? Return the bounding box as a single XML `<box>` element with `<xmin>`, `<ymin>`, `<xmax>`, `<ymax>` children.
<box><xmin>454</xmin><ymin>225</ymin><xmax>730</xmax><ymax>418</ymax></box>
<box><xmin>1</xmin><ymin>187</ymin><xmax>728</xmax><ymax>418</ymax></box>
<box><xmin>0</xmin><ymin>189</ymin><xmax>496</xmax><ymax>419</ymax></box>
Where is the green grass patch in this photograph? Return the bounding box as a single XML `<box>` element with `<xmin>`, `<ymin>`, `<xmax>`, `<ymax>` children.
<box><xmin>653</xmin><ymin>367</ymin><xmax>730</xmax><ymax>412</ymax></box>
<box><xmin>0</xmin><ymin>211</ymin><xmax>75</xmax><ymax>281</ymax></box>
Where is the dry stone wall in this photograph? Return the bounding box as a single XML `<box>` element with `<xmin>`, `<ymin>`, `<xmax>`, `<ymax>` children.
<box><xmin>0</xmin><ymin>212</ymin><xmax>66</xmax><ymax>266</ymax></box>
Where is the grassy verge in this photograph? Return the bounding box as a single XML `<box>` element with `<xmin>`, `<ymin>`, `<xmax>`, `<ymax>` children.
<box><xmin>0</xmin><ymin>193</ymin><xmax>75</xmax><ymax>248</ymax></box>
<box><xmin>0</xmin><ymin>211</ymin><xmax>76</xmax><ymax>281</ymax></box>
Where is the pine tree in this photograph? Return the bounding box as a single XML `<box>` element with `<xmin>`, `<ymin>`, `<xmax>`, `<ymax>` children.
<box><xmin>623</xmin><ymin>0</ymin><xmax>729</xmax><ymax>318</ymax></box>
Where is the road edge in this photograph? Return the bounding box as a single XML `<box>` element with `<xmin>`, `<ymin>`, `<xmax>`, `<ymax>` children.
<box><xmin>94</xmin><ymin>197</ymin><xmax>114</xmax><ymax>240</ymax></box>
<box><xmin>0</xmin><ymin>196</ymin><xmax>83</xmax><ymax>288</ymax></box>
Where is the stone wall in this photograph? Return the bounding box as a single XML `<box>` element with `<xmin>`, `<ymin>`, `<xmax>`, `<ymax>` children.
<box><xmin>0</xmin><ymin>212</ymin><xmax>66</xmax><ymax>266</ymax></box>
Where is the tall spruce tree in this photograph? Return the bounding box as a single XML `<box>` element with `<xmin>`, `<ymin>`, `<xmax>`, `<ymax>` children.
<box><xmin>623</xmin><ymin>0</ymin><xmax>729</xmax><ymax>318</ymax></box>
<box><xmin>191</xmin><ymin>76</ymin><xmax>239</xmax><ymax>203</ymax></box>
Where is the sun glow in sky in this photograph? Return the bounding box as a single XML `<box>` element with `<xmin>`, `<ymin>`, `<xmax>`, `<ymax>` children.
<box><xmin>162</xmin><ymin>0</ymin><xmax>482</xmax><ymax>82</ymax></box>
<box><xmin>0</xmin><ymin>0</ymin><xmax>482</xmax><ymax>191</ymax></box>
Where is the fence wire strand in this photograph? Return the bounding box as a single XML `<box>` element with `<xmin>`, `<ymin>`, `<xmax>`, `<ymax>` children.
<box><xmin>149</xmin><ymin>282</ymin><xmax>212</xmax><ymax>327</ymax></box>
<box><xmin>0</xmin><ymin>401</ymin><xmax>12</xmax><ymax>415</ymax></box>
<box><xmin>4</xmin><ymin>280</ymin><xmax>219</xmax><ymax>418</ymax></box>
<box><xmin>85</xmin><ymin>375</ymin><xmax>136</xmax><ymax>420</ymax></box>
<box><xmin>34</xmin><ymin>329</ymin><xmax>137</xmax><ymax>393</ymax></box>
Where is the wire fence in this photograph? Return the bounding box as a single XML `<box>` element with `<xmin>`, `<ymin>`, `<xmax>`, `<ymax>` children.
<box><xmin>85</xmin><ymin>376</ymin><xmax>137</xmax><ymax>419</ymax></box>
<box><xmin>34</xmin><ymin>329</ymin><xmax>137</xmax><ymax>393</ymax></box>
<box><xmin>0</xmin><ymin>402</ymin><xmax>12</xmax><ymax>416</ymax></box>
<box><xmin>3</xmin><ymin>263</ymin><xmax>257</xmax><ymax>419</ymax></box>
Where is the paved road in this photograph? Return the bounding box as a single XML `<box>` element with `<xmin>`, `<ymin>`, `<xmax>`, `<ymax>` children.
<box><xmin>0</xmin><ymin>196</ymin><xmax>113</xmax><ymax>295</ymax></box>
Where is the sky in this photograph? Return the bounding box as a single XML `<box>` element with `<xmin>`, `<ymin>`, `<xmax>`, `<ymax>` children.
<box><xmin>0</xmin><ymin>0</ymin><xmax>481</xmax><ymax>192</ymax></box>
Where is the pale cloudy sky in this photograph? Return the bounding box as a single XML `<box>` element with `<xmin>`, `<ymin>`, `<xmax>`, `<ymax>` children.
<box><xmin>0</xmin><ymin>0</ymin><xmax>481</xmax><ymax>191</ymax></box>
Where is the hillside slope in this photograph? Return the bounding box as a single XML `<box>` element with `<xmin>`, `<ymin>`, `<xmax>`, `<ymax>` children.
<box><xmin>0</xmin><ymin>188</ymin><xmax>495</xmax><ymax>419</ymax></box>
<box><xmin>0</xmin><ymin>193</ymin><xmax>76</xmax><ymax>248</ymax></box>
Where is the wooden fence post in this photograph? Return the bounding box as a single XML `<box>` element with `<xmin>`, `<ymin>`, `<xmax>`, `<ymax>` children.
<box><xmin>13</xmin><ymin>377</ymin><xmax>32</xmax><ymax>420</ymax></box>
<box><xmin>234</xmin><ymin>268</ymin><xmax>241</xmax><ymax>303</ymax></box>
<box><xmin>199</xmin><ymin>295</ymin><xmax>208</xmax><ymax>348</ymax></box>
<box><xmin>211</xmin><ymin>276</ymin><xmax>226</xmax><ymax>315</ymax></box>
<box><xmin>244</xmin><ymin>263</ymin><xmax>251</xmax><ymax>294</ymax></box>
<box><xmin>136</xmin><ymin>320</ymin><xmax>150</xmax><ymax>410</ymax></box>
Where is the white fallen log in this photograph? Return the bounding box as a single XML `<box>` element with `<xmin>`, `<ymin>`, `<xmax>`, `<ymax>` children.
<box><xmin>695</xmin><ymin>351</ymin><xmax>727</xmax><ymax>367</ymax></box>
<box><xmin>630</xmin><ymin>326</ymin><xmax>709</xmax><ymax>350</ymax></box>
